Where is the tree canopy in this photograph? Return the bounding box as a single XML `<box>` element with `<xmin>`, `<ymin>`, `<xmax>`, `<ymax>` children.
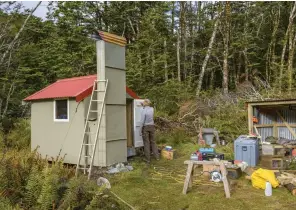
<box><xmin>0</xmin><ymin>1</ymin><xmax>296</xmax><ymax>122</ymax></box>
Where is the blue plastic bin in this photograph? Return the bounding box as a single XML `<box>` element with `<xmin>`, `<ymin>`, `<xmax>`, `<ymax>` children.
<box><xmin>234</xmin><ymin>135</ymin><xmax>259</xmax><ymax>167</ymax></box>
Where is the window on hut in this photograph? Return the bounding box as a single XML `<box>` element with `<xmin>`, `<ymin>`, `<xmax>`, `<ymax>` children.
<box><xmin>54</xmin><ymin>99</ymin><xmax>68</xmax><ymax>121</ymax></box>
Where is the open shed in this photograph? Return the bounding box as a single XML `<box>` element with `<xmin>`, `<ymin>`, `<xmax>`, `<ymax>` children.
<box><xmin>247</xmin><ymin>99</ymin><xmax>296</xmax><ymax>141</ymax></box>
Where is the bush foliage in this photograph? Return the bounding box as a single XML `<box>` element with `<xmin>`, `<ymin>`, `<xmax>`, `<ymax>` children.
<box><xmin>0</xmin><ymin>147</ymin><xmax>125</xmax><ymax>210</ymax></box>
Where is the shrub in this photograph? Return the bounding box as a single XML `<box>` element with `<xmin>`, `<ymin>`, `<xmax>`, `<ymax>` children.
<box><xmin>145</xmin><ymin>80</ymin><xmax>194</xmax><ymax>116</ymax></box>
<box><xmin>7</xmin><ymin>119</ymin><xmax>30</xmax><ymax>149</ymax></box>
<box><xmin>156</xmin><ymin>128</ymin><xmax>192</xmax><ymax>147</ymax></box>
<box><xmin>202</xmin><ymin>102</ymin><xmax>248</xmax><ymax>142</ymax></box>
<box><xmin>0</xmin><ymin>129</ymin><xmax>4</xmax><ymax>148</ymax></box>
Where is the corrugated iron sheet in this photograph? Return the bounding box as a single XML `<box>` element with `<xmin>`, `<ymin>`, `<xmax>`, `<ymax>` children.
<box><xmin>259</xmin><ymin>112</ymin><xmax>273</xmax><ymax>124</ymax></box>
<box><xmin>258</xmin><ymin>108</ymin><xmax>296</xmax><ymax>141</ymax></box>
<box><xmin>258</xmin><ymin>127</ymin><xmax>273</xmax><ymax>141</ymax></box>
<box><xmin>278</xmin><ymin>127</ymin><xmax>296</xmax><ymax>140</ymax></box>
<box><xmin>23</xmin><ymin>74</ymin><xmax>139</xmax><ymax>102</ymax></box>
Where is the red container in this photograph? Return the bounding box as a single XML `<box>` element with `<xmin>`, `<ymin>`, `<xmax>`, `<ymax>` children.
<box><xmin>196</xmin><ymin>151</ymin><xmax>203</xmax><ymax>161</ymax></box>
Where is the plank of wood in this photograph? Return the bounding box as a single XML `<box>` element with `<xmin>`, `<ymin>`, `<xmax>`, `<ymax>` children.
<box><xmin>219</xmin><ymin>162</ymin><xmax>231</xmax><ymax>198</ymax></box>
<box><xmin>273</xmin><ymin>114</ymin><xmax>278</xmax><ymax>137</ymax></box>
<box><xmin>276</xmin><ymin>110</ymin><xmax>296</xmax><ymax>139</ymax></box>
<box><xmin>248</xmin><ymin>104</ymin><xmax>254</xmax><ymax>134</ymax></box>
<box><xmin>254</xmin><ymin>123</ymin><xmax>296</xmax><ymax>128</ymax></box>
<box><xmin>183</xmin><ymin>162</ymin><xmax>194</xmax><ymax>194</ymax></box>
<box><xmin>253</xmin><ymin>125</ymin><xmax>262</xmax><ymax>143</ymax></box>
<box><xmin>253</xmin><ymin>125</ymin><xmax>260</xmax><ymax>136</ymax></box>
<box><xmin>255</xmin><ymin>123</ymin><xmax>296</xmax><ymax>128</ymax></box>
<box><xmin>184</xmin><ymin>160</ymin><xmax>221</xmax><ymax>165</ymax></box>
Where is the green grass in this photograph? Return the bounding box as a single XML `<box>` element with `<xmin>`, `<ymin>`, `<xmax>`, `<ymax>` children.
<box><xmin>106</xmin><ymin>143</ymin><xmax>296</xmax><ymax>210</ymax></box>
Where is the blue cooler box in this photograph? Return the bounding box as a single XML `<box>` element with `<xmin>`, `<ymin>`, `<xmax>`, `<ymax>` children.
<box><xmin>234</xmin><ymin>135</ymin><xmax>259</xmax><ymax>167</ymax></box>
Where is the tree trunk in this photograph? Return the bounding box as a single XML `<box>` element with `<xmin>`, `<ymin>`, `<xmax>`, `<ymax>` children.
<box><xmin>198</xmin><ymin>1</ymin><xmax>202</xmax><ymax>31</ymax></box>
<box><xmin>2</xmin><ymin>83</ymin><xmax>15</xmax><ymax>119</ymax></box>
<box><xmin>177</xmin><ymin>31</ymin><xmax>181</xmax><ymax>82</ymax></box>
<box><xmin>237</xmin><ymin>52</ymin><xmax>242</xmax><ymax>86</ymax></box>
<box><xmin>171</xmin><ymin>1</ymin><xmax>175</xmax><ymax>79</ymax></box>
<box><xmin>196</xmin><ymin>13</ymin><xmax>221</xmax><ymax>96</ymax></box>
<box><xmin>266</xmin><ymin>5</ymin><xmax>280</xmax><ymax>83</ymax></box>
<box><xmin>180</xmin><ymin>1</ymin><xmax>186</xmax><ymax>80</ymax></box>
<box><xmin>171</xmin><ymin>2</ymin><xmax>175</xmax><ymax>34</ymax></box>
<box><xmin>222</xmin><ymin>2</ymin><xmax>230</xmax><ymax>95</ymax></box>
<box><xmin>152</xmin><ymin>50</ymin><xmax>155</xmax><ymax>76</ymax></box>
<box><xmin>0</xmin><ymin>1</ymin><xmax>42</xmax><ymax>66</ymax></box>
<box><xmin>288</xmin><ymin>27</ymin><xmax>296</xmax><ymax>92</ymax></box>
<box><xmin>210</xmin><ymin>70</ymin><xmax>215</xmax><ymax>90</ymax></box>
<box><xmin>279</xmin><ymin>1</ymin><xmax>296</xmax><ymax>90</ymax></box>
<box><xmin>243</xmin><ymin>48</ymin><xmax>249</xmax><ymax>81</ymax></box>
<box><xmin>164</xmin><ymin>39</ymin><xmax>168</xmax><ymax>82</ymax></box>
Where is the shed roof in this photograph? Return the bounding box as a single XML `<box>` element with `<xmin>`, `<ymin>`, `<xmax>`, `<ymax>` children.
<box><xmin>23</xmin><ymin>75</ymin><xmax>139</xmax><ymax>102</ymax></box>
<box><xmin>246</xmin><ymin>98</ymin><xmax>296</xmax><ymax>106</ymax></box>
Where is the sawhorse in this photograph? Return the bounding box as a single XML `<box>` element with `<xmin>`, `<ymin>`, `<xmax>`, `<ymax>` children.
<box><xmin>182</xmin><ymin>160</ymin><xmax>230</xmax><ymax>198</ymax></box>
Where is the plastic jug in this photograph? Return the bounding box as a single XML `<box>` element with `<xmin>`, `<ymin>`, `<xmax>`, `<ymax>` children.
<box><xmin>265</xmin><ymin>181</ymin><xmax>272</xmax><ymax>196</ymax></box>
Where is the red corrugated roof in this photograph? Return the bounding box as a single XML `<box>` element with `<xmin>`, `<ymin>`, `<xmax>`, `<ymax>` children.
<box><xmin>24</xmin><ymin>75</ymin><xmax>139</xmax><ymax>102</ymax></box>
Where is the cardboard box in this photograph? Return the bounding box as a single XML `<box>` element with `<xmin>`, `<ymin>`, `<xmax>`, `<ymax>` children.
<box><xmin>161</xmin><ymin>149</ymin><xmax>175</xmax><ymax>160</ymax></box>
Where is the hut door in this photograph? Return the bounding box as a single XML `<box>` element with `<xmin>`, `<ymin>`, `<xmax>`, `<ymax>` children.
<box><xmin>134</xmin><ymin>99</ymin><xmax>144</xmax><ymax>147</ymax></box>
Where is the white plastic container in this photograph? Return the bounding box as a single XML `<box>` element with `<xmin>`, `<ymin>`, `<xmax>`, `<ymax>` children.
<box><xmin>265</xmin><ymin>181</ymin><xmax>272</xmax><ymax>196</ymax></box>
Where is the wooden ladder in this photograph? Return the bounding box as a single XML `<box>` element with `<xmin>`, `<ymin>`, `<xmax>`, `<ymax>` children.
<box><xmin>75</xmin><ymin>79</ymin><xmax>108</xmax><ymax>180</ymax></box>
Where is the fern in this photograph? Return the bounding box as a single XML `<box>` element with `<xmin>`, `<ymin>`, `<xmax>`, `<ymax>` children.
<box><xmin>0</xmin><ymin>196</ymin><xmax>14</xmax><ymax>210</ymax></box>
<box><xmin>58</xmin><ymin>176</ymin><xmax>97</xmax><ymax>210</ymax></box>
<box><xmin>85</xmin><ymin>191</ymin><xmax>125</xmax><ymax>210</ymax></box>
<box><xmin>85</xmin><ymin>194</ymin><xmax>101</xmax><ymax>210</ymax></box>
<box><xmin>37</xmin><ymin>166</ymin><xmax>60</xmax><ymax>210</ymax></box>
<box><xmin>23</xmin><ymin>166</ymin><xmax>44</xmax><ymax>209</ymax></box>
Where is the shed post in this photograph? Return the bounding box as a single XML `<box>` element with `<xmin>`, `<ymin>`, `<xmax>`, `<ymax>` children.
<box><xmin>248</xmin><ymin>104</ymin><xmax>253</xmax><ymax>134</ymax></box>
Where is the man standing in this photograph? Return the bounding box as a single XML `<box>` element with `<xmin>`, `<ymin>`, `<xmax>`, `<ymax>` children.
<box><xmin>140</xmin><ymin>99</ymin><xmax>159</xmax><ymax>163</ymax></box>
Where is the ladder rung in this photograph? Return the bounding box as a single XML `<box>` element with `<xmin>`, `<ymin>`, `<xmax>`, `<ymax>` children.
<box><xmin>87</xmin><ymin>119</ymin><xmax>97</xmax><ymax>121</ymax></box>
<box><xmin>84</xmin><ymin>155</ymin><xmax>92</xmax><ymax>158</ymax></box>
<box><xmin>91</xmin><ymin>99</ymin><xmax>103</xmax><ymax>102</ymax></box>
<box><xmin>95</xmin><ymin>80</ymin><xmax>107</xmax><ymax>82</ymax></box>
<box><xmin>93</xmin><ymin>90</ymin><xmax>105</xmax><ymax>92</ymax></box>
<box><xmin>82</xmin><ymin>144</ymin><xmax>95</xmax><ymax>146</ymax></box>
<box><xmin>89</xmin><ymin>110</ymin><xmax>98</xmax><ymax>112</ymax></box>
<box><xmin>85</xmin><ymin>132</ymin><xmax>95</xmax><ymax>135</ymax></box>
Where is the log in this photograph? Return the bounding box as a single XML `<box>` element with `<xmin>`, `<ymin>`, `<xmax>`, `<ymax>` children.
<box><xmin>285</xmin><ymin>183</ymin><xmax>296</xmax><ymax>196</ymax></box>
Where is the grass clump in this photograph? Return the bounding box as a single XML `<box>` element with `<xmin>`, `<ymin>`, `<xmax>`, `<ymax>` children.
<box><xmin>156</xmin><ymin>128</ymin><xmax>192</xmax><ymax>147</ymax></box>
